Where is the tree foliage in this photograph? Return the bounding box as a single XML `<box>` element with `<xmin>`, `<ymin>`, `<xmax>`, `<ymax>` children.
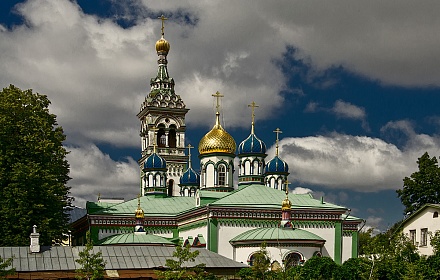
<box><xmin>156</xmin><ymin>244</ymin><xmax>215</xmax><ymax>280</ymax></box>
<box><xmin>75</xmin><ymin>231</ymin><xmax>106</xmax><ymax>280</ymax></box>
<box><xmin>397</xmin><ymin>152</ymin><xmax>440</xmax><ymax>216</ymax></box>
<box><xmin>0</xmin><ymin>85</ymin><xmax>72</xmax><ymax>246</ymax></box>
<box><xmin>0</xmin><ymin>256</ymin><xmax>15</xmax><ymax>280</ymax></box>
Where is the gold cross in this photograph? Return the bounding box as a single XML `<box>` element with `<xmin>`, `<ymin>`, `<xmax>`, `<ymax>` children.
<box><xmin>187</xmin><ymin>144</ymin><xmax>194</xmax><ymax>157</ymax></box>
<box><xmin>248</xmin><ymin>101</ymin><xmax>259</xmax><ymax>134</ymax></box>
<box><xmin>273</xmin><ymin>128</ymin><xmax>282</xmax><ymax>156</ymax></box>
<box><xmin>212</xmin><ymin>91</ymin><xmax>224</xmax><ymax>113</ymax></box>
<box><xmin>158</xmin><ymin>15</ymin><xmax>168</xmax><ymax>36</ymax></box>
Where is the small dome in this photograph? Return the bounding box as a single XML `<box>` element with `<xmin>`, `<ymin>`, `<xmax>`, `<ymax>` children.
<box><xmin>198</xmin><ymin>124</ymin><xmax>236</xmax><ymax>155</ymax></box>
<box><xmin>135</xmin><ymin>207</ymin><xmax>144</xmax><ymax>219</ymax></box>
<box><xmin>180</xmin><ymin>167</ymin><xmax>200</xmax><ymax>186</ymax></box>
<box><xmin>238</xmin><ymin>133</ymin><xmax>266</xmax><ymax>155</ymax></box>
<box><xmin>155</xmin><ymin>36</ymin><xmax>170</xmax><ymax>54</ymax></box>
<box><xmin>144</xmin><ymin>153</ymin><xmax>167</xmax><ymax>170</ymax></box>
<box><xmin>265</xmin><ymin>156</ymin><xmax>289</xmax><ymax>174</ymax></box>
<box><xmin>282</xmin><ymin>197</ymin><xmax>292</xmax><ymax>211</ymax></box>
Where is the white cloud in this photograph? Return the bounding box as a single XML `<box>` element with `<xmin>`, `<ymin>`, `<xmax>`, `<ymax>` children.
<box><xmin>274</xmin><ymin>125</ymin><xmax>440</xmax><ymax>192</ymax></box>
<box><xmin>332</xmin><ymin>100</ymin><xmax>366</xmax><ymax>120</ymax></box>
<box><xmin>291</xmin><ymin>187</ymin><xmax>313</xmax><ymax>195</ymax></box>
<box><xmin>67</xmin><ymin>144</ymin><xmax>139</xmax><ymax>207</ymax></box>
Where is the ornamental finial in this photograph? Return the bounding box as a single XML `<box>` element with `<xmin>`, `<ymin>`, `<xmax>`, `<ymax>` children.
<box><xmin>187</xmin><ymin>144</ymin><xmax>194</xmax><ymax>168</ymax></box>
<box><xmin>248</xmin><ymin>101</ymin><xmax>259</xmax><ymax>134</ymax></box>
<box><xmin>212</xmin><ymin>91</ymin><xmax>224</xmax><ymax>127</ymax></box>
<box><xmin>150</xmin><ymin>127</ymin><xmax>159</xmax><ymax>153</ymax></box>
<box><xmin>158</xmin><ymin>14</ymin><xmax>168</xmax><ymax>36</ymax></box>
<box><xmin>273</xmin><ymin>128</ymin><xmax>282</xmax><ymax>156</ymax></box>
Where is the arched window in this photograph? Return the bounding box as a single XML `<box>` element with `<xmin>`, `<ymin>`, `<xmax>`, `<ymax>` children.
<box><xmin>168</xmin><ymin>125</ymin><xmax>177</xmax><ymax>148</ymax></box>
<box><xmin>157</xmin><ymin>124</ymin><xmax>166</xmax><ymax>147</ymax></box>
<box><xmin>284</xmin><ymin>252</ymin><xmax>303</xmax><ymax>268</ymax></box>
<box><xmin>434</xmin><ymin>211</ymin><xmax>439</xmax><ymax>218</ymax></box>
<box><xmin>168</xmin><ymin>180</ymin><xmax>174</xmax><ymax>196</ymax></box>
<box><xmin>218</xmin><ymin>165</ymin><xmax>226</xmax><ymax>186</ymax></box>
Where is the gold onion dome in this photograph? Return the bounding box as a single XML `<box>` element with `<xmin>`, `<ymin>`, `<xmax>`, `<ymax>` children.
<box><xmin>282</xmin><ymin>197</ymin><xmax>292</xmax><ymax>211</ymax></box>
<box><xmin>155</xmin><ymin>36</ymin><xmax>170</xmax><ymax>54</ymax></box>
<box><xmin>199</xmin><ymin>113</ymin><xmax>236</xmax><ymax>155</ymax></box>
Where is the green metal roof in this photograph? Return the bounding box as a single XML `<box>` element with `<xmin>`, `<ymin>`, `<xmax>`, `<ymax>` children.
<box><xmin>199</xmin><ymin>190</ymin><xmax>230</xmax><ymax>199</ymax></box>
<box><xmin>211</xmin><ymin>184</ymin><xmax>347</xmax><ymax>210</ymax></box>
<box><xmin>230</xmin><ymin>227</ymin><xmax>325</xmax><ymax>245</ymax></box>
<box><xmin>92</xmin><ymin>195</ymin><xmax>197</xmax><ymax>216</ymax></box>
<box><xmin>98</xmin><ymin>233</ymin><xmax>176</xmax><ymax>246</ymax></box>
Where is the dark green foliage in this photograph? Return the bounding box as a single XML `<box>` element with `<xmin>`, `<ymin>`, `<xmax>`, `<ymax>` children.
<box><xmin>397</xmin><ymin>152</ymin><xmax>440</xmax><ymax>216</ymax></box>
<box><xmin>156</xmin><ymin>244</ymin><xmax>216</xmax><ymax>280</ymax></box>
<box><xmin>75</xmin><ymin>231</ymin><xmax>106</xmax><ymax>280</ymax></box>
<box><xmin>335</xmin><ymin>258</ymin><xmax>371</xmax><ymax>280</ymax></box>
<box><xmin>0</xmin><ymin>85</ymin><xmax>72</xmax><ymax>246</ymax></box>
<box><xmin>250</xmin><ymin>243</ymin><xmax>271</xmax><ymax>279</ymax></box>
<box><xmin>300</xmin><ymin>256</ymin><xmax>337</xmax><ymax>280</ymax></box>
<box><xmin>0</xmin><ymin>256</ymin><xmax>15</xmax><ymax>280</ymax></box>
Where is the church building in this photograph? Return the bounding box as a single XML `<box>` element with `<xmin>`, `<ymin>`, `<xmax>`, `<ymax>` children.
<box><xmin>71</xmin><ymin>17</ymin><xmax>363</xmax><ymax>267</ymax></box>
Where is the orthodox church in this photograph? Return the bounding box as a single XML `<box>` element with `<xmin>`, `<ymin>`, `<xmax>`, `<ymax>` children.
<box><xmin>71</xmin><ymin>18</ymin><xmax>363</xmax><ymax>267</ymax></box>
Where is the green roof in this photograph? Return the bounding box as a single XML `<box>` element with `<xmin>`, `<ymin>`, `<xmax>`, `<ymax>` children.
<box><xmin>211</xmin><ymin>184</ymin><xmax>347</xmax><ymax>210</ymax></box>
<box><xmin>98</xmin><ymin>233</ymin><xmax>175</xmax><ymax>246</ymax></box>
<box><xmin>92</xmin><ymin>195</ymin><xmax>197</xmax><ymax>216</ymax></box>
<box><xmin>230</xmin><ymin>227</ymin><xmax>325</xmax><ymax>246</ymax></box>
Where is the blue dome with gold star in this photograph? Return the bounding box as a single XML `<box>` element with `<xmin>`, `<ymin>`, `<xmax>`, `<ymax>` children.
<box><xmin>238</xmin><ymin>133</ymin><xmax>267</xmax><ymax>155</ymax></box>
<box><xmin>265</xmin><ymin>156</ymin><xmax>289</xmax><ymax>174</ymax></box>
<box><xmin>144</xmin><ymin>152</ymin><xmax>167</xmax><ymax>170</ymax></box>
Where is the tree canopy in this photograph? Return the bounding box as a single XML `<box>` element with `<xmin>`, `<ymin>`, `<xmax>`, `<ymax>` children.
<box><xmin>0</xmin><ymin>85</ymin><xmax>72</xmax><ymax>246</ymax></box>
<box><xmin>397</xmin><ymin>152</ymin><xmax>440</xmax><ymax>216</ymax></box>
<box><xmin>75</xmin><ymin>231</ymin><xmax>106</xmax><ymax>280</ymax></box>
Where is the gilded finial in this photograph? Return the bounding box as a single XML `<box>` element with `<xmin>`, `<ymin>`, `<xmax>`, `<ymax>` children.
<box><xmin>273</xmin><ymin>128</ymin><xmax>282</xmax><ymax>156</ymax></box>
<box><xmin>135</xmin><ymin>194</ymin><xmax>144</xmax><ymax>219</ymax></box>
<box><xmin>158</xmin><ymin>15</ymin><xmax>168</xmax><ymax>36</ymax></box>
<box><xmin>248</xmin><ymin>101</ymin><xmax>259</xmax><ymax>134</ymax></box>
<box><xmin>284</xmin><ymin>180</ymin><xmax>290</xmax><ymax>196</ymax></box>
<box><xmin>282</xmin><ymin>180</ymin><xmax>292</xmax><ymax>211</ymax></box>
<box><xmin>212</xmin><ymin>91</ymin><xmax>224</xmax><ymax>127</ymax></box>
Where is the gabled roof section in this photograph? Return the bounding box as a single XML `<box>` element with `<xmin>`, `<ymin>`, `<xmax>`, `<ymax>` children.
<box><xmin>400</xmin><ymin>203</ymin><xmax>440</xmax><ymax>228</ymax></box>
<box><xmin>92</xmin><ymin>196</ymin><xmax>197</xmax><ymax>217</ymax></box>
<box><xmin>210</xmin><ymin>184</ymin><xmax>347</xmax><ymax>210</ymax></box>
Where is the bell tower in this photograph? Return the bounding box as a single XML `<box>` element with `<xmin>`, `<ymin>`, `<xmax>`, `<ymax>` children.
<box><xmin>137</xmin><ymin>15</ymin><xmax>189</xmax><ymax>196</ymax></box>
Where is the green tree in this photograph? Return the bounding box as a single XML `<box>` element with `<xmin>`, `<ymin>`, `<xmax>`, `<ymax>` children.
<box><xmin>75</xmin><ymin>231</ymin><xmax>106</xmax><ymax>280</ymax></box>
<box><xmin>156</xmin><ymin>244</ymin><xmax>214</xmax><ymax>280</ymax></box>
<box><xmin>0</xmin><ymin>256</ymin><xmax>15</xmax><ymax>280</ymax></box>
<box><xmin>0</xmin><ymin>85</ymin><xmax>72</xmax><ymax>246</ymax></box>
<box><xmin>250</xmin><ymin>242</ymin><xmax>271</xmax><ymax>279</ymax></box>
<box><xmin>397</xmin><ymin>152</ymin><xmax>440</xmax><ymax>216</ymax></box>
<box><xmin>300</xmin><ymin>256</ymin><xmax>338</xmax><ymax>280</ymax></box>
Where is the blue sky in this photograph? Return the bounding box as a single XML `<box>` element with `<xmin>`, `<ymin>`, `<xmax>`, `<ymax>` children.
<box><xmin>2</xmin><ymin>0</ymin><xmax>440</xmax><ymax>231</ymax></box>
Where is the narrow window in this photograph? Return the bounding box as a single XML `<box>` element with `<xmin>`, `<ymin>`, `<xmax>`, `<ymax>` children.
<box><xmin>421</xmin><ymin>228</ymin><xmax>428</xmax><ymax>246</ymax></box>
<box><xmin>434</xmin><ymin>212</ymin><xmax>439</xmax><ymax>218</ymax></box>
<box><xmin>218</xmin><ymin>165</ymin><xmax>226</xmax><ymax>186</ymax></box>
<box><xmin>409</xmin><ymin>230</ymin><xmax>416</xmax><ymax>245</ymax></box>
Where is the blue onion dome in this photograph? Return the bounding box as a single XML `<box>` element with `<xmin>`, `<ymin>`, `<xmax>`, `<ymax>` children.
<box><xmin>144</xmin><ymin>152</ymin><xmax>167</xmax><ymax>170</ymax></box>
<box><xmin>238</xmin><ymin>133</ymin><xmax>267</xmax><ymax>155</ymax></box>
<box><xmin>180</xmin><ymin>167</ymin><xmax>200</xmax><ymax>186</ymax></box>
<box><xmin>265</xmin><ymin>156</ymin><xmax>289</xmax><ymax>174</ymax></box>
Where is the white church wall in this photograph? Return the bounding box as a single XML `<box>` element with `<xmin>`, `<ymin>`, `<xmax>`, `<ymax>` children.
<box><xmin>179</xmin><ymin>226</ymin><xmax>208</xmax><ymax>244</ymax></box>
<box><xmin>342</xmin><ymin>235</ymin><xmax>353</xmax><ymax>263</ymax></box>
<box><xmin>217</xmin><ymin>224</ymin><xmax>259</xmax><ymax>259</ymax></box>
<box><xmin>295</xmin><ymin>226</ymin><xmax>336</xmax><ymax>258</ymax></box>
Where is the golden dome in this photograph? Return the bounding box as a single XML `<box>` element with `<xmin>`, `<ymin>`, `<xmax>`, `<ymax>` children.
<box><xmin>281</xmin><ymin>197</ymin><xmax>292</xmax><ymax>211</ymax></box>
<box><xmin>155</xmin><ymin>36</ymin><xmax>170</xmax><ymax>54</ymax></box>
<box><xmin>199</xmin><ymin>113</ymin><xmax>236</xmax><ymax>155</ymax></box>
<box><xmin>135</xmin><ymin>196</ymin><xmax>144</xmax><ymax>219</ymax></box>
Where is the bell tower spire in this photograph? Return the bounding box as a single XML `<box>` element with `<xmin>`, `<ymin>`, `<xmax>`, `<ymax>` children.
<box><xmin>138</xmin><ymin>15</ymin><xmax>189</xmax><ymax>197</ymax></box>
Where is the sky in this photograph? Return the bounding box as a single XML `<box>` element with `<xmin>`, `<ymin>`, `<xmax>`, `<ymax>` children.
<box><xmin>1</xmin><ymin>0</ymin><xmax>440</xmax><ymax>232</ymax></box>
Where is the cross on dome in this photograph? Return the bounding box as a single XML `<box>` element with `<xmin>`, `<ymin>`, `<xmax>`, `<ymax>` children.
<box><xmin>248</xmin><ymin>101</ymin><xmax>259</xmax><ymax>134</ymax></box>
<box><xmin>212</xmin><ymin>91</ymin><xmax>224</xmax><ymax>113</ymax></box>
<box><xmin>158</xmin><ymin>15</ymin><xmax>168</xmax><ymax>36</ymax></box>
<box><xmin>150</xmin><ymin>127</ymin><xmax>159</xmax><ymax>153</ymax></box>
<box><xmin>187</xmin><ymin>144</ymin><xmax>194</xmax><ymax>168</ymax></box>
<box><xmin>273</xmin><ymin>128</ymin><xmax>283</xmax><ymax>156</ymax></box>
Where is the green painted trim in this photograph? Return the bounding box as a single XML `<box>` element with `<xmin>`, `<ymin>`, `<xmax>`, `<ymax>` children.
<box><xmin>179</xmin><ymin>220</ymin><xmax>207</xmax><ymax>232</ymax></box>
<box><xmin>208</xmin><ymin>218</ymin><xmax>218</xmax><ymax>253</ymax></box>
<box><xmin>219</xmin><ymin>219</ymin><xmax>278</xmax><ymax>228</ymax></box>
<box><xmin>334</xmin><ymin>221</ymin><xmax>342</xmax><ymax>265</ymax></box>
<box><xmin>90</xmin><ymin>227</ymin><xmax>99</xmax><ymax>244</ymax></box>
<box><xmin>172</xmin><ymin>228</ymin><xmax>179</xmax><ymax>239</ymax></box>
<box><xmin>352</xmin><ymin>231</ymin><xmax>359</xmax><ymax>258</ymax></box>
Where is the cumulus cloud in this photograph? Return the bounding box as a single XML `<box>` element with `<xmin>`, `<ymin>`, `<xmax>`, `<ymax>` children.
<box><xmin>270</xmin><ymin>124</ymin><xmax>440</xmax><ymax>192</ymax></box>
<box><xmin>67</xmin><ymin>144</ymin><xmax>139</xmax><ymax>207</ymax></box>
